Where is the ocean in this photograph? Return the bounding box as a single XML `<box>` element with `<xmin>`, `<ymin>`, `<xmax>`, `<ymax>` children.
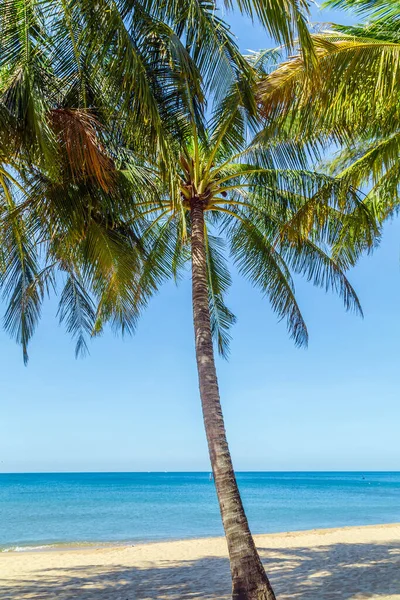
<box><xmin>1</xmin><ymin>472</ymin><xmax>399</xmax><ymax>551</ymax></box>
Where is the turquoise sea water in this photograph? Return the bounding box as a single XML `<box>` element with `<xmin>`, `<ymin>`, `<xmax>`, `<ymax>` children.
<box><xmin>0</xmin><ymin>472</ymin><xmax>399</xmax><ymax>550</ymax></box>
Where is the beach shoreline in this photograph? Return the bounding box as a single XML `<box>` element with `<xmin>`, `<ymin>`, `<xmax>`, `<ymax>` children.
<box><xmin>1</xmin><ymin>521</ymin><xmax>400</xmax><ymax>553</ymax></box>
<box><xmin>1</xmin><ymin>523</ymin><xmax>399</xmax><ymax>599</ymax></box>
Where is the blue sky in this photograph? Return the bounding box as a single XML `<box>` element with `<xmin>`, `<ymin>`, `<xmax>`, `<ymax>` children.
<box><xmin>2</xmin><ymin>5</ymin><xmax>399</xmax><ymax>473</ymax></box>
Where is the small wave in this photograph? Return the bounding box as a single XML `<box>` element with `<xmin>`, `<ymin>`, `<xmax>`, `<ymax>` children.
<box><xmin>1</xmin><ymin>544</ymin><xmax>55</xmax><ymax>553</ymax></box>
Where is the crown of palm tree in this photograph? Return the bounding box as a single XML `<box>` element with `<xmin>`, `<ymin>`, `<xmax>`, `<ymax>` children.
<box><xmin>0</xmin><ymin>0</ymin><xmax>376</xmax><ymax>365</ymax></box>
<box><xmin>0</xmin><ymin>0</ymin><xmax>339</xmax><ymax>364</ymax></box>
<box><xmin>91</xmin><ymin>78</ymin><xmax>371</xmax><ymax>359</ymax></box>
<box><xmin>0</xmin><ymin>60</ymin><xmax>372</xmax><ymax>363</ymax></box>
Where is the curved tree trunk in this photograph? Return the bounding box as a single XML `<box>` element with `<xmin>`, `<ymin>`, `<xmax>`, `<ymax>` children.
<box><xmin>190</xmin><ymin>196</ymin><xmax>276</xmax><ymax>600</ymax></box>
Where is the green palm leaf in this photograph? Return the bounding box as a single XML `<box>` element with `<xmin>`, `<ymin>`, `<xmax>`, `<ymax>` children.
<box><xmin>204</xmin><ymin>230</ymin><xmax>236</xmax><ymax>358</ymax></box>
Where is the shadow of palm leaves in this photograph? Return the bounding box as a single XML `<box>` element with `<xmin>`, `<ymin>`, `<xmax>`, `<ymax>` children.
<box><xmin>1</xmin><ymin>541</ymin><xmax>399</xmax><ymax>599</ymax></box>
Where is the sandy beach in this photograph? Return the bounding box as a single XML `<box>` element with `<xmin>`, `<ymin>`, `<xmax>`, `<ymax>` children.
<box><xmin>0</xmin><ymin>523</ymin><xmax>399</xmax><ymax>599</ymax></box>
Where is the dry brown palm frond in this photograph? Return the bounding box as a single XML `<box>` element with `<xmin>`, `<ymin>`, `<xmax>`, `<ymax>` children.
<box><xmin>50</xmin><ymin>108</ymin><xmax>115</xmax><ymax>192</ymax></box>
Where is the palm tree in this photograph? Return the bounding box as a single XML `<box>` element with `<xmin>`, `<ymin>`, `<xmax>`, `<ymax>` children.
<box><xmin>0</xmin><ymin>53</ymin><xmax>372</xmax><ymax>597</ymax></box>
<box><xmin>88</xmin><ymin>81</ymin><xmax>370</xmax><ymax>598</ymax></box>
<box><xmin>0</xmin><ymin>2</ymin><xmax>375</xmax><ymax>599</ymax></box>
<box><xmin>257</xmin><ymin>0</ymin><xmax>400</xmax><ymax>246</ymax></box>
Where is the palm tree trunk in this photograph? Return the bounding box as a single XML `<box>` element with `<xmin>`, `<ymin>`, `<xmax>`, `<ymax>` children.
<box><xmin>190</xmin><ymin>196</ymin><xmax>277</xmax><ymax>600</ymax></box>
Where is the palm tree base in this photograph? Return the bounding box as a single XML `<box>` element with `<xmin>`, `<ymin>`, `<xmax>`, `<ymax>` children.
<box><xmin>232</xmin><ymin>587</ymin><xmax>276</xmax><ymax>600</ymax></box>
<box><xmin>232</xmin><ymin>574</ymin><xmax>277</xmax><ymax>600</ymax></box>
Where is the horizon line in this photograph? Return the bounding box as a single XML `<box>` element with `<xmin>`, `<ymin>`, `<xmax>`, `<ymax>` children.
<box><xmin>1</xmin><ymin>469</ymin><xmax>398</xmax><ymax>475</ymax></box>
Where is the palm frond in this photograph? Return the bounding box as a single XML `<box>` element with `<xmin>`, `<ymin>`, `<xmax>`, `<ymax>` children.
<box><xmin>0</xmin><ymin>174</ymin><xmax>42</xmax><ymax>364</ymax></box>
<box><xmin>258</xmin><ymin>33</ymin><xmax>400</xmax><ymax>142</ymax></box>
<box><xmin>58</xmin><ymin>273</ymin><xmax>96</xmax><ymax>357</ymax></box>
<box><xmin>229</xmin><ymin>214</ymin><xmax>308</xmax><ymax>347</ymax></box>
<box><xmin>225</xmin><ymin>0</ymin><xmax>316</xmax><ymax>66</ymax></box>
<box><xmin>204</xmin><ymin>229</ymin><xmax>236</xmax><ymax>357</ymax></box>
<box><xmin>50</xmin><ymin>108</ymin><xmax>114</xmax><ymax>192</ymax></box>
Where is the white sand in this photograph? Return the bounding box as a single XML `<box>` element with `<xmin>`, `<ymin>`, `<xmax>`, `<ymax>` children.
<box><xmin>1</xmin><ymin>523</ymin><xmax>399</xmax><ymax>599</ymax></box>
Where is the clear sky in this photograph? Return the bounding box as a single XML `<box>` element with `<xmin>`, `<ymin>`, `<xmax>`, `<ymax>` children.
<box><xmin>2</xmin><ymin>5</ymin><xmax>399</xmax><ymax>473</ymax></box>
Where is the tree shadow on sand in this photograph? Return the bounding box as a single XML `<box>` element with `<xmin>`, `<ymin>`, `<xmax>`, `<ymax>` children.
<box><xmin>1</xmin><ymin>540</ymin><xmax>399</xmax><ymax>599</ymax></box>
